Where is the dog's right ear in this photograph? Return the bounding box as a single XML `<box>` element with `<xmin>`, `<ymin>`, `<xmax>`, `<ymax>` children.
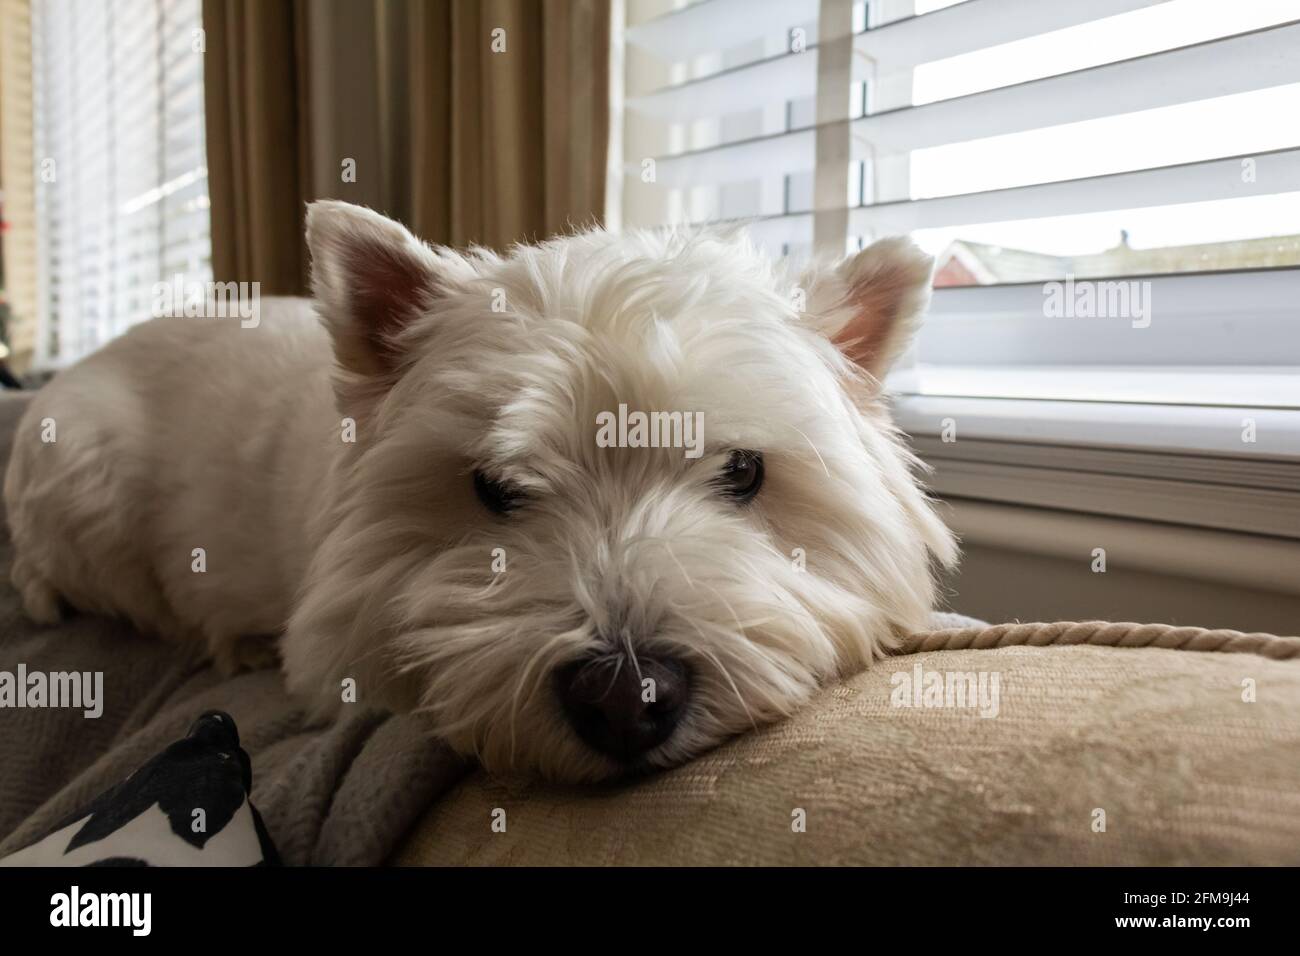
<box><xmin>800</xmin><ymin>237</ymin><xmax>934</xmax><ymax>388</ymax></box>
<box><xmin>306</xmin><ymin>200</ymin><xmax>471</xmax><ymax>379</ymax></box>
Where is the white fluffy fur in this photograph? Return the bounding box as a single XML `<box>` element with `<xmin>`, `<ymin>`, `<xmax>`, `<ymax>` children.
<box><xmin>4</xmin><ymin>202</ymin><xmax>956</xmax><ymax>781</ymax></box>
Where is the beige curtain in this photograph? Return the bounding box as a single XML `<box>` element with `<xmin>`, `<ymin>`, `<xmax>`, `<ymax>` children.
<box><xmin>203</xmin><ymin>0</ymin><xmax>610</xmax><ymax>293</ymax></box>
<box><xmin>203</xmin><ymin>0</ymin><xmax>313</xmax><ymax>295</ymax></box>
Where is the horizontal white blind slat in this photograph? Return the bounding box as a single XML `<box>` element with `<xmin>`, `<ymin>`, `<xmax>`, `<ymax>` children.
<box><xmin>851</xmin><ymin>148</ymin><xmax>1300</xmax><ymax>236</ymax></box>
<box><xmin>637</xmin><ymin>127</ymin><xmax>814</xmax><ymax>187</ymax></box>
<box><xmin>852</xmin><ymin>21</ymin><xmax>1300</xmax><ymax>156</ymax></box>
<box><xmin>628</xmin><ymin>48</ymin><xmax>818</xmax><ymax>120</ymax></box>
<box><xmin>856</xmin><ymin>0</ymin><xmax>1166</xmax><ymax>68</ymax></box>
<box><xmin>627</xmin><ymin>0</ymin><xmax>819</xmax><ymax>60</ymax></box>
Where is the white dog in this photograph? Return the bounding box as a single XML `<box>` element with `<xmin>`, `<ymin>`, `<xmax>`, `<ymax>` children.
<box><xmin>4</xmin><ymin>201</ymin><xmax>955</xmax><ymax>781</ymax></box>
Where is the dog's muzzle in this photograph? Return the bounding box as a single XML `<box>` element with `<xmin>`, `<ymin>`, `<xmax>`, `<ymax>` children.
<box><xmin>555</xmin><ymin>653</ymin><xmax>690</xmax><ymax>763</ymax></box>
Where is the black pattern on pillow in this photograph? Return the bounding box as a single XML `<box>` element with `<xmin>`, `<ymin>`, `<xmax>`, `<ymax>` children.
<box><xmin>0</xmin><ymin>710</ymin><xmax>279</xmax><ymax>866</ymax></box>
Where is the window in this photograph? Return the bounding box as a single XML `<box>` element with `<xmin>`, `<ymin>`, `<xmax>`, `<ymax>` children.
<box><xmin>618</xmin><ymin>0</ymin><xmax>1300</xmax><ymax>468</ymax></box>
<box><xmin>0</xmin><ymin>0</ymin><xmax>38</xmax><ymax>371</ymax></box>
<box><xmin>30</xmin><ymin>0</ymin><xmax>211</xmax><ymax>368</ymax></box>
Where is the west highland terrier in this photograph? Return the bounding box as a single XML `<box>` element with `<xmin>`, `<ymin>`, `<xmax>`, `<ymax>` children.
<box><xmin>4</xmin><ymin>201</ymin><xmax>955</xmax><ymax>781</ymax></box>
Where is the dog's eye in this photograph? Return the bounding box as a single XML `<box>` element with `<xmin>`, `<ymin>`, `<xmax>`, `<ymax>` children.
<box><xmin>714</xmin><ymin>450</ymin><xmax>764</xmax><ymax>503</ymax></box>
<box><xmin>473</xmin><ymin>469</ymin><xmax>526</xmax><ymax>515</ymax></box>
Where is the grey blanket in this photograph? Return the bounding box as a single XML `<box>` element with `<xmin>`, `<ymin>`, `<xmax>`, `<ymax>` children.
<box><xmin>0</xmin><ymin>393</ymin><xmax>471</xmax><ymax>865</ymax></box>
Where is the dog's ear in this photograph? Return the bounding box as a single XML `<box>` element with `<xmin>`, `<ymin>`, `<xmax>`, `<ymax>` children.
<box><xmin>306</xmin><ymin>200</ymin><xmax>470</xmax><ymax>378</ymax></box>
<box><xmin>802</xmin><ymin>237</ymin><xmax>934</xmax><ymax>383</ymax></box>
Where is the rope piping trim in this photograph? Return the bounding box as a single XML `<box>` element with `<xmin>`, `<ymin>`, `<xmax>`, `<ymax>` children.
<box><xmin>899</xmin><ymin>621</ymin><xmax>1300</xmax><ymax>661</ymax></box>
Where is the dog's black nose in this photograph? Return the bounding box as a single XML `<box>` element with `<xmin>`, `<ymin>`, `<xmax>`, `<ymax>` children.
<box><xmin>556</xmin><ymin>654</ymin><xmax>690</xmax><ymax>762</ymax></box>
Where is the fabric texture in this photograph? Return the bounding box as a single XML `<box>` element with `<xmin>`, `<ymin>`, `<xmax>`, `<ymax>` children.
<box><xmin>1</xmin><ymin>711</ymin><xmax>279</xmax><ymax>866</ymax></box>
<box><xmin>394</xmin><ymin>636</ymin><xmax>1300</xmax><ymax>866</ymax></box>
<box><xmin>201</xmin><ymin>0</ymin><xmax>611</xmax><ymax>295</ymax></box>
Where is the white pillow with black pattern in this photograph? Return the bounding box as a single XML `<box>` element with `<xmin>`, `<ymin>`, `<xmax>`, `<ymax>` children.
<box><xmin>0</xmin><ymin>710</ymin><xmax>280</xmax><ymax>866</ymax></box>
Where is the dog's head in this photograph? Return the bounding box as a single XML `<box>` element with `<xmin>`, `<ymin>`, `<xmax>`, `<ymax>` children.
<box><xmin>284</xmin><ymin>200</ymin><xmax>956</xmax><ymax>782</ymax></box>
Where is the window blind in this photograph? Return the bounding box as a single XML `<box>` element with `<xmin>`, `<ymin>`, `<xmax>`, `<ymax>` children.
<box><xmin>623</xmin><ymin>0</ymin><xmax>1300</xmax><ymax>261</ymax></box>
<box><xmin>619</xmin><ymin>0</ymin><xmax>1300</xmax><ymax>421</ymax></box>
<box><xmin>31</xmin><ymin>0</ymin><xmax>210</xmax><ymax>368</ymax></box>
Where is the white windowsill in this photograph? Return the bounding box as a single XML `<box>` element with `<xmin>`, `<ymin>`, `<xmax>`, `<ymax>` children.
<box><xmin>892</xmin><ymin>390</ymin><xmax>1300</xmax><ymax>459</ymax></box>
<box><xmin>892</xmin><ymin>367</ymin><xmax>1300</xmax><ymax>539</ymax></box>
<box><xmin>893</xmin><ymin>364</ymin><xmax>1300</xmax><ymax>409</ymax></box>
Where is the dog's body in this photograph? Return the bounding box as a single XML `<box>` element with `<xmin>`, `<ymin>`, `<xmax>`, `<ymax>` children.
<box><xmin>5</xmin><ymin>202</ymin><xmax>955</xmax><ymax>781</ymax></box>
<box><xmin>5</xmin><ymin>299</ymin><xmax>340</xmax><ymax>666</ymax></box>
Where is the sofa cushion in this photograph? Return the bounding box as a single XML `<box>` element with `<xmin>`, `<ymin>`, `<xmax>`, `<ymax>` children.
<box><xmin>394</xmin><ymin>636</ymin><xmax>1300</xmax><ymax>865</ymax></box>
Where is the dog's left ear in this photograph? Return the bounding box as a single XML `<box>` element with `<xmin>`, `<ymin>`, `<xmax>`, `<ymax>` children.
<box><xmin>306</xmin><ymin>200</ymin><xmax>473</xmax><ymax>378</ymax></box>
<box><xmin>802</xmin><ymin>237</ymin><xmax>934</xmax><ymax>383</ymax></box>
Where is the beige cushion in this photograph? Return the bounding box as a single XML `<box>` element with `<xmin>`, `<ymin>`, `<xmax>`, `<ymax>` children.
<box><xmin>394</xmin><ymin>643</ymin><xmax>1300</xmax><ymax>865</ymax></box>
